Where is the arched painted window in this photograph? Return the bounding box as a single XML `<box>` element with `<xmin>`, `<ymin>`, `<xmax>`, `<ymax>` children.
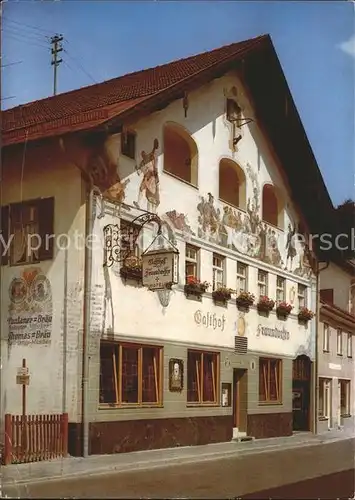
<box><xmin>163</xmin><ymin>123</ymin><xmax>198</xmax><ymax>186</ymax></box>
<box><xmin>219</xmin><ymin>159</ymin><xmax>246</xmax><ymax>209</ymax></box>
<box><xmin>262</xmin><ymin>184</ymin><xmax>281</xmax><ymax>227</ymax></box>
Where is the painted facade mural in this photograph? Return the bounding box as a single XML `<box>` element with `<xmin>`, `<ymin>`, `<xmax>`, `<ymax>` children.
<box><xmin>8</xmin><ymin>267</ymin><xmax>53</xmax><ymax>347</ymax></box>
<box><xmin>195</xmin><ymin>162</ymin><xmax>312</xmax><ymax>278</ymax></box>
<box><xmin>134</xmin><ymin>138</ymin><xmax>160</xmax><ymax>213</ymax></box>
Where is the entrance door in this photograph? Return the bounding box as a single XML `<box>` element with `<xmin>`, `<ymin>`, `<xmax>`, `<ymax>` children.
<box><xmin>292</xmin><ymin>355</ymin><xmax>311</xmax><ymax>431</ymax></box>
<box><xmin>233</xmin><ymin>369</ymin><xmax>248</xmax><ymax>432</ymax></box>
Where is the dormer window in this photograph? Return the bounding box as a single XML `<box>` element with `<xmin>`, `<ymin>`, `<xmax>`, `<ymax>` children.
<box><xmin>121</xmin><ymin>131</ymin><xmax>136</xmax><ymax>160</ymax></box>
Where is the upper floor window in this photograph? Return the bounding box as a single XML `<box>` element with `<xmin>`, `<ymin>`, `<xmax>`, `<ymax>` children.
<box><xmin>163</xmin><ymin>123</ymin><xmax>198</xmax><ymax>186</ymax></box>
<box><xmin>120</xmin><ymin>219</ymin><xmax>142</xmax><ymax>260</ymax></box>
<box><xmin>236</xmin><ymin>262</ymin><xmax>248</xmax><ymax>293</ymax></box>
<box><xmin>218</xmin><ymin>159</ymin><xmax>246</xmax><ymax>210</ymax></box>
<box><xmin>212</xmin><ymin>254</ymin><xmax>225</xmax><ymax>291</ymax></box>
<box><xmin>121</xmin><ymin>130</ymin><xmax>136</xmax><ymax>159</ymax></box>
<box><xmin>1</xmin><ymin>198</ymin><xmax>55</xmax><ymax>266</ymax></box>
<box><xmin>323</xmin><ymin>323</ymin><xmax>330</xmax><ymax>352</ymax></box>
<box><xmin>347</xmin><ymin>333</ymin><xmax>353</xmax><ymax>358</ymax></box>
<box><xmin>262</xmin><ymin>184</ymin><xmax>283</xmax><ymax>229</ymax></box>
<box><xmin>337</xmin><ymin>329</ymin><xmax>343</xmax><ymax>356</ymax></box>
<box><xmin>185</xmin><ymin>245</ymin><xmax>199</xmax><ymax>283</ymax></box>
<box><xmin>276</xmin><ymin>276</ymin><xmax>286</xmax><ymax>303</ymax></box>
<box><xmin>298</xmin><ymin>284</ymin><xmax>307</xmax><ymax>308</ymax></box>
<box><xmin>257</xmin><ymin>270</ymin><xmax>268</xmax><ymax>297</ymax></box>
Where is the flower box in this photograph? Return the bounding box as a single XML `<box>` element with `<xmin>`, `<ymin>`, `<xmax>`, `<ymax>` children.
<box><xmin>257</xmin><ymin>295</ymin><xmax>275</xmax><ymax>313</ymax></box>
<box><xmin>236</xmin><ymin>291</ymin><xmax>255</xmax><ymax>309</ymax></box>
<box><xmin>120</xmin><ymin>255</ymin><xmax>142</xmax><ymax>281</ymax></box>
<box><xmin>184</xmin><ymin>276</ymin><xmax>210</xmax><ymax>297</ymax></box>
<box><xmin>212</xmin><ymin>287</ymin><xmax>233</xmax><ymax>303</ymax></box>
<box><xmin>298</xmin><ymin>307</ymin><xmax>314</xmax><ymax>322</ymax></box>
<box><xmin>276</xmin><ymin>301</ymin><xmax>293</xmax><ymax>318</ymax></box>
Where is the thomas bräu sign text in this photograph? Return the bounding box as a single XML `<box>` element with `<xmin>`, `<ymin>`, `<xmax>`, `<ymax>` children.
<box><xmin>256</xmin><ymin>324</ymin><xmax>290</xmax><ymax>340</ymax></box>
<box><xmin>142</xmin><ymin>251</ymin><xmax>178</xmax><ymax>290</ymax></box>
<box><xmin>194</xmin><ymin>310</ymin><xmax>226</xmax><ymax>331</ymax></box>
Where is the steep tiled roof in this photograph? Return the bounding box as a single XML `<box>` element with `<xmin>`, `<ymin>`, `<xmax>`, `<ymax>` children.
<box><xmin>2</xmin><ymin>35</ymin><xmax>267</xmax><ymax>145</ymax></box>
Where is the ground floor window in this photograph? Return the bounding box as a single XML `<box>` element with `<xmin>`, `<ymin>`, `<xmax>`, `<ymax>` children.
<box><xmin>99</xmin><ymin>341</ymin><xmax>163</xmax><ymax>406</ymax></box>
<box><xmin>187</xmin><ymin>350</ymin><xmax>220</xmax><ymax>405</ymax></box>
<box><xmin>259</xmin><ymin>358</ymin><xmax>282</xmax><ymax>403</ymax></box>
<box><xmin>339</xmin><ymin>379</ymin><xmax>351</xmax><ymax>416</ymax></box>
<box><xmin>318</xmin><ymin>378</ymin><xmax>331</xmax><ymax>418</ymax></box>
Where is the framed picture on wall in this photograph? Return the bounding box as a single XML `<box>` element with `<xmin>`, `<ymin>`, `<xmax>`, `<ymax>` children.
<box><xmin>169</xmin><ymin>358</ymin><xmax>184</xmax><ymax>392</ymax></box>
<box><xmin>221</xmin><ymin>383</ymin><xmax>232</xmax><ymax>407</ymax></box>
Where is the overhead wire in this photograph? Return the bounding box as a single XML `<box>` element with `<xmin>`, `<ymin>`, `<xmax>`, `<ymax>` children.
<box><xmin>2</xmin><ymin>16</ymin><xmax>54</xmax><ymax>36</ymax></box>
<box><xmin>3</xmin><ymin>31</ymin><xmax>50</xmax><ymax>51</ymax></box>
<box><xmin>62</xmin><ymin>39</ymin><xmax>97</xmax><ymax>84</ymax></box>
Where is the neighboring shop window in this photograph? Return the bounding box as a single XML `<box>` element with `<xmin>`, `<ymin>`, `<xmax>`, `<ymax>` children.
<box><xmin>323</xmin><ymin>323</ymin><xmax>330</xmax><ymax>352</ymax></box>
<box><xmin>337</xmin><ymin>329</ymin><xmax>343</xmax><ymax>356</ymax></box>
<box><xmin>212</xmin><ymin>254</ymin><xmax>225</xmax><ymax>291</ymax></box>
<box><xmin>347</xmin><ymin>333</ymin><xmax>353</xmax><ymax>358</ymax></box>
<box><xmin>339</xmin><ymin>379</ymin><xmax>351</xmax><ymax>416</ymax></box>
<box><xmin>257</xmin><ymin>270</ymin><xmax>268</xmax><ymax>297</ymax></box>
<box><xmin>259</xmin><ymin>358</ymin><xmax>282</xmax><ymax>404</ymax></box>
<box><xmin>276</xmin><ymin>276</ymin><xmax>285</xmax><ymax>302</ymax></box>
<box><xmin>236</xmin><ymin>262</ymin><xmax>248</xmax><ymax>293</ymax></box>
<box><xmin>99</xmin><ymin>341</ymin><xmax>162</xmax><ymax>406</ymax></box>
<box><xmin>297</xmin><ymin>284</ymin><xmax>307</xmax><ymax>308</ymax></box>
<box><xmin>187</xmin><ymin>350</ymin><xmax>220</xmax><ymax>405</ymax></box>
<box><xmin>318</xmin><ymin>378</ymin><xmax>331</xmax><ymax>418</ymax></box>
<box><xmin>185</xmin><ymin>245</ymin><xmax>199</xmax><ymax>283</ymax></box>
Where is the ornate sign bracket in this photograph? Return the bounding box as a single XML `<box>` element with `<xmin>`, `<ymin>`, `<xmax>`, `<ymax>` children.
<box><xmin>103</xmin><ymin>211</ymin><xmax>163</xmax><ymax>267</ymax></box>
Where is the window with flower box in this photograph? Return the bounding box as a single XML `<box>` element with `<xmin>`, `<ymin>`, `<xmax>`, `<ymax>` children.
<box><xmin>187</xmin><ymin>350</ymin><xmax>220</xmax><ymax>405</ymax></box>
<box><xmin>257</xmin><ymin>270</ymin><xmax>268</xmax><ymax>297</ymax></box>
<box><xmin>276</xmin><ymin>276</ymin><xmax>285</xmax><ymax>302</ymax></box>
<box><xmin>99</xmin><ymin>341</ymin><xmax>163</xmax><ymax>406</ymax></box>
<box><xmin>323</xmin><ymin>323</ymin><xmax>330</xmax><ymax>352</ymax></box>
<box><xmin>212</xmin><ymin>254</ymin><xmax>225</xmax><ymax>291</ymax></box>
<box><xmin>236</xmin><ymin>262</ymin><xmax>248</xmax><ymax>293</ymax></box>
<box><xmin>347</xmin><ymin>333</ymin><xmax>352</xmax><ymax>358</ymax></box>
<box><xmin>298</xmin><ymin>284</ymin><xmax>307</xmax><ymax>308</ymax></box>
<box><xmin>337</xmin><ymin>329</ymin><xmax>343</xmax><ymax>356</ymax></box>
<box><xmin>259</xmin><ymin>358</ymin><xmax>282</xmax><ymax>404</ymax></box>
<box><xmin>185</xmin><ymin>245</ymin><xmax>199</xmax><ymax>283</ymax></box>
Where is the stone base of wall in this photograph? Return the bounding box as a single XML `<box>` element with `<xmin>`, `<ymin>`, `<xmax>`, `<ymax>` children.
<box><xmin>247</xmin><ymin>412</ymin><xmax>292</xmax><ymax>439</ymax></box>
<box><xmin>68</xmin><ymin>415</ymin><xmax>233</xmax><ymax>456</ymax></box>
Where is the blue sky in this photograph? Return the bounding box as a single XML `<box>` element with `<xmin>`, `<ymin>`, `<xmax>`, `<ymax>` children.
<box><xmin>2</xmin><ymin>1</ymin><xmax>354</xmax><ymax>207</ymax></box>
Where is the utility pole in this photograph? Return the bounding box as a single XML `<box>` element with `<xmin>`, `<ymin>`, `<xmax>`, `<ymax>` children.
<box><xmin>51</xmin><ymin>34</ymin><xmax>63</xmax><ymax>96</ymax></box>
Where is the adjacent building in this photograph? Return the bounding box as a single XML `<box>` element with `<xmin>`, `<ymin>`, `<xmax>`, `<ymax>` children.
<box><xmin>1</xmin><ymin>34</ymin><xmax>335</xmax><ymax>457</ymax></box>
<box><xmin>318</xmin><ymin>261</ymin><xmax>355</xmax><ymax>432</ymax></box>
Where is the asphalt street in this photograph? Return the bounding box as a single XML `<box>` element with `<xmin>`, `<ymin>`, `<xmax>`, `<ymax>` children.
<box><xmin>4</xmin><ymin>438</ymin><xmax>355</xmax><ymax>499</ymax></box>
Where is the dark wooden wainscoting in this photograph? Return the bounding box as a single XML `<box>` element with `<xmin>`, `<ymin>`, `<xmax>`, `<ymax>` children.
<box><xmin>247</xmin><ymin>412</ymin><xmax>292</xmax><ymax>439</ymax></box>
<box><xmin>69</xmin><ymin>415</ymin><xmax>233</xmax><ymax>456</ymax></box>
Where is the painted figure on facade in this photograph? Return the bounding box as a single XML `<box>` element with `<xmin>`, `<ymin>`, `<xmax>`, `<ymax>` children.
<box><xmin>285</xmin><ymin>223</ymin><xmax>297</xmax><ymax>271</ymax></box>
<box><xmin>197</xmin><ymin>193</ymin><xmax>221</xmax><ymax>241</ymax></box>
<box><xmin>134</xmin><ymin>138</ymin><xmax>160</xmax><ymax>212</ymax></box>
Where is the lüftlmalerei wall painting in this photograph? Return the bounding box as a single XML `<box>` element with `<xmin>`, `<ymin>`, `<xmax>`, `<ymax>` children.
<box><xmin>8</xmin><ymin>267</ymin><xmax>53</xmax><ymax>347</ymax></box>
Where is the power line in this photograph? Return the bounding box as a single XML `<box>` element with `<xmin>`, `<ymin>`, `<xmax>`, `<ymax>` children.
<box><xmin>63</xmin><ymin>47</ymin><xmax>96</xmax><ymax>84</ymax></box>
<box><xmin>3</xmin><ymin>25</ymin><xmax>50</xmax><ymax>43</ymax></box>
<box><xmin>4</xmin><ymin>31</ymin><xmax>50</xmax><ymax>50</ymax></box>
<box><xmin>2</xmin><ymin>16</ymin><xmax>54</xmax><ymax>36</ymax></box>
<box><xmin>1</xmin><ymin>61</ymin><xmax>23</xmax><ymax>67</ymax></box>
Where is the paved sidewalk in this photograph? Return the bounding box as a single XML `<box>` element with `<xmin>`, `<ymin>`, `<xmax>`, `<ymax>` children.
<box><xmin>2</xmin><ymin>428</ymin><xmax>354</xmax><ymax>487</ymax></box>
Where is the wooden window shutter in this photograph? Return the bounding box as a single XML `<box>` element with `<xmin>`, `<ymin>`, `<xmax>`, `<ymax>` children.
<box><xmin>1</xmin><ymin>205</ymin><xmax>9</xmax><ymax>266</ymax></box>
<box><xmin>38</xmin><ymin>197</ymin><xmax>55</xmax><ymax>261</ymax></box>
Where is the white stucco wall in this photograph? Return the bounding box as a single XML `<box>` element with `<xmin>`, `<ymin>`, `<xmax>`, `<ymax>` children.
<box><xmin>320</xmin><ymin>263</ymin><xmax>352</xmax><ymax>311</ymax></box>
<box><xmin>1</xmin><ymin>150</ymin><xmax>85</xmax><ymax>420</ymax></box>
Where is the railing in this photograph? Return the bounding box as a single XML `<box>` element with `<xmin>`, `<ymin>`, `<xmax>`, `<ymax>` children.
<box><xmin>3</xmin><ymin>413</ymin><xmax>68</xmax><ymax>465</ymax></box>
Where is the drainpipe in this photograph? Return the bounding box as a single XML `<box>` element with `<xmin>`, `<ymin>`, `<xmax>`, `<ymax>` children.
<box><xmin>82</xmin><ymin>183</ymin><xmax>102</xmax><ymax>458</ymax></box>
<box><xmin>314</xmin><ymin>260</ymin><xmax>330</xmax><ymax>435</ymax></box>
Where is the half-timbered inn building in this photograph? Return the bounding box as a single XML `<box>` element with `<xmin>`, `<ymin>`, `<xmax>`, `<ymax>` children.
<box><xmin>1</xmin><ymin>34</ymin><xmax>336</xmax><ymax>458</ymax></box>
